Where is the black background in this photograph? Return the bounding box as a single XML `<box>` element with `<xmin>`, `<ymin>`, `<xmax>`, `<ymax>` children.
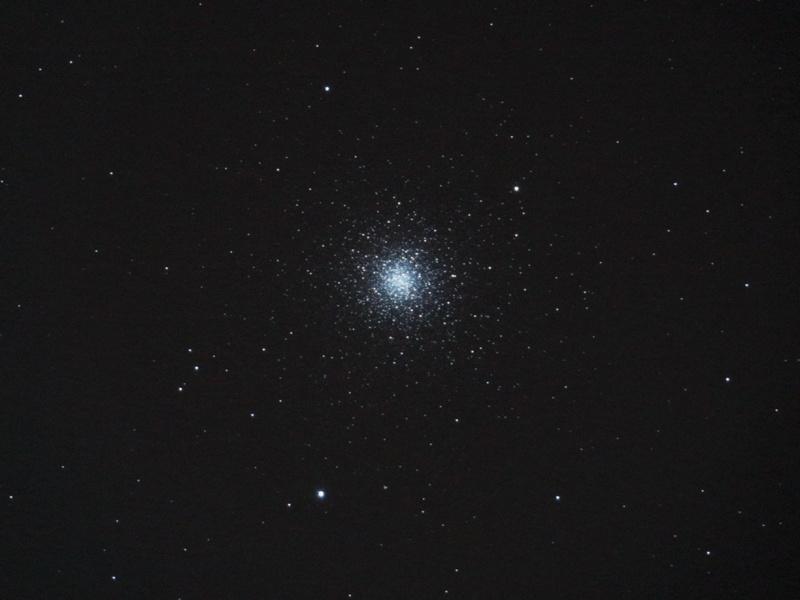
<box><xmin>4</xmin><ymin>2</ymin><xmax>799</xmax><ymax>598</ymax></box>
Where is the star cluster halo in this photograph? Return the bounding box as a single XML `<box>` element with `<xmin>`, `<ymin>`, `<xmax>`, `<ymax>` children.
<box><xmin>301</xmin><ymin>203</ymin><xmax>505</xmax><ymax>370</ymax></box>
<box><xmin>318</xmin><ymin>212</ymin><xmax>469</xmax><ymax>347</ymax></box>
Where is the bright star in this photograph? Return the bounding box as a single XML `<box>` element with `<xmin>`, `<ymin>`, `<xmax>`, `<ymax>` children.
<box><xmin>317</xmin><ymin>489</ymin><xmax>326</xmax><ymax>499</ymax></box>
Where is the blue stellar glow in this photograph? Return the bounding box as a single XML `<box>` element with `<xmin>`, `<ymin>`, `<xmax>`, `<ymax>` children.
<box><xmin>383</xmin><ymin>262</ymin><xmax>417</xmax><ymax>300</ymax></box>
<box><xmin>320</xmin><ymin>209</ymin><xmax>479</xmax><ymax>359</ymax></box>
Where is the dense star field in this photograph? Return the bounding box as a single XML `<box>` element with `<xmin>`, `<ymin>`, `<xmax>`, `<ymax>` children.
<box><xmin>4</xmin><ymin>3</ymin><xmax>799</xmax><ymax>598</ymax></box>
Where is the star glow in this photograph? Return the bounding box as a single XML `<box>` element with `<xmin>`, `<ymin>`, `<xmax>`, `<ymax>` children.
<box><xmin>382</xmin><ymin>261</ymin><xmax>417</xmax><ymax>300</ymax></box>
<box><xmin>313</xmin><ymin>208</ymin><xmax>486</xmax><ymax>364</ymax></box>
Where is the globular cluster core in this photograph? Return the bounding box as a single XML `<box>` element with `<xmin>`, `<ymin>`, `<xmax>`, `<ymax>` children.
<box><xmin>365</xmin><ymin>249</ymin><xmax>437</xmax><ymax>320</ymax></box>
<box><xmin>355</xmin><ymin>244</ymin><xmax>454</xmax><ymax>327</ymax></box>
<box><xmin>311</xmin><ymin>209</ymin><xmax>485</xmax><ymax>363</ymax></box>
<box><xmin>380</xmin><ymin>260</ymin><xmax>418</xmax><ymax>301</ymax></box>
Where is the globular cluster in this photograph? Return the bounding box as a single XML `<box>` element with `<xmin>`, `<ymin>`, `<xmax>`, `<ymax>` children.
<box><xmin>316</xmin><ymin>209</ymin><xmax>479</xmax><ymax>360</ymax></box>
<box><xmin>379</xmin><ymin>257</ymin><xmax>420</xmax><ymax>303</ymax></box>
<box><xmin>350</xmin><ymin>244</ymin><xmax>458</xmax><ymax>327</ymax></box>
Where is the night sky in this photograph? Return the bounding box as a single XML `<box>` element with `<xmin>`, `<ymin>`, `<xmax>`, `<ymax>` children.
<box><xmin>5</xmin><ymin>2</ymin><xmax>800</xmax><ymax>598</ymax></box>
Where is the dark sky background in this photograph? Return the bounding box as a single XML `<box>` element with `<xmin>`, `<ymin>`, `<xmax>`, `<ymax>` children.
<box><xmin>4</xmin><ymin>2</ymin><xmax>799</xmax><ymax>598</ymax></box>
